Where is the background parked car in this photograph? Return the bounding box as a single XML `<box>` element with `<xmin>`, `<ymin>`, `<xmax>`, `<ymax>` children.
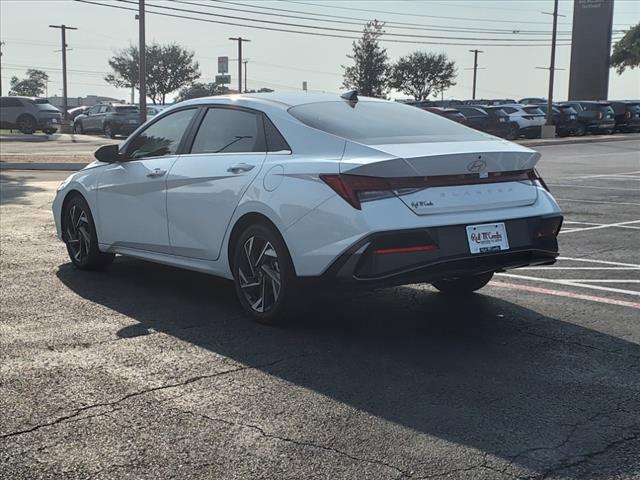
<box><xmin>67</xmin><ymin>106</ymin><xmax>89</xmax><ymax>122</ymax></box>
<box><xmin>519</xmin><ymin>97</ymin><xmax>547</xmax><ymax>105</ymax></box>
<box><xmin>497</xmin><ymin>105</ymin><xmax>546</xmax><ymax>138</ymax></box>
<box><xmin>73</xmin><ymin>104</ymin><xmax>140</xmax><ymax>138</ymax></box>
<box><xmin>422</xmin><ymin>106</ymin><xmax>467</xmax><ymax>125</ymax></box>
<box><xmin>146</xmin><ymin>105</ymin><xmax>168</xmax><ymax>117</ymax></box>
<box><xmin>609</xmin><ymin>101</ymin><xmax>640</xmax><ymax>133</ymax></box>
<box><xmin>560</xmin><ymin>101</ymin><xmax>616</xmax><ymax>135</ymax></box>
<box><xmin>535</xmin><ymin>104</ymin><xmax>580</xmax><ymax>137</ymax></box>
<box><xmin>0</xmin><ymin>96</ymin><xmax>62</xmax><ymax>134</ymax></box>
<box><xmin>456</xmin><ymin>106</ymin><xmax>519</xmax><ymax>139</ymax></box>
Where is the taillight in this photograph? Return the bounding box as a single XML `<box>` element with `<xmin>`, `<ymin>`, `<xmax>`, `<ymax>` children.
<box><xmin>597</xmin><ymin>111</ymin><xmax>603</xmax><ymax>120</ymax></box>
<box><xmin>321</xmin><ymin>169</ymin><xmax>546</xmax><ymax>209</ymax></box>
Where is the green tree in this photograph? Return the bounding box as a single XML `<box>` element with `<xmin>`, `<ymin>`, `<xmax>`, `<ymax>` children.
<box><xmin>611</xmin><ymin>23</ymin><xmax>640</xmax><ymax>74</ymax></box>
<box><xmin>176</xmin><ymin>82</ymin><xmax>231</xmax><ymax>102</ymax></box>
<box><xmin>105</xmin><ymin>43</ymin><xmax>201</xmax><ymax>104</ymax></box>
<box><xmin>9</xmin><ymin>69</ymin><xmax>49</xmax><ymax>96</ymax></box>
<box><xmin>342</xmin><ymin>20</ymin><xmax>390</xmax><ymax>97</ymax></box>
<box><xmin>390</xmin><ymin>52</ymin><xmax>457</xmax><ymax>101</ymax></box>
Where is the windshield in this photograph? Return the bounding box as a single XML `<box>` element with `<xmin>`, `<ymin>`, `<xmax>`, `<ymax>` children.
<box><xmin>288</xmin><ymin>101</ymin><xmax>487</xmax><ymax>145</ymax></box>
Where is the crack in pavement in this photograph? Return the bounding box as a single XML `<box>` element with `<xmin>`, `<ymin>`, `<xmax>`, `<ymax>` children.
<box><xmin>176</xmin><ymin>408</ymin><xmax>412</xmax><ymax>479</ymax></box>
<box><xmin>0</xmin><ymin>355</ymin><xmax>302</xmax><ymax>440</ymax></box>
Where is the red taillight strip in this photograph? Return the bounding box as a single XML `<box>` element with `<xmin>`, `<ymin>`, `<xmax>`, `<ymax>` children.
<box><xmin>320</xmin><ymin>169</ymin><xmax>545</xmax><ymax>210</ymax></box>
<box><xmin>373</xmin><ymin>245</ymin><xmax>439</xmax><ymax>255</ymax></box>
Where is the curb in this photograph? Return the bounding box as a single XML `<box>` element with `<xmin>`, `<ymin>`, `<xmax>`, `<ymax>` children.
<box><xmin>0</xmin><ymin>163</ymin><xmax>87</xmax><ymax>171</ymax></box>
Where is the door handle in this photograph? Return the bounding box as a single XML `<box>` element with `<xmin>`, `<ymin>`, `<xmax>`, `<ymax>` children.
<box><xmin>146</xmin><ymin>168</ymin><xmax>167</xmax><ymax>178</ymax></box>
<box><xmin>227</xmin><ymin>163</ymin><xmax>255</xmax><ymax>174</ymax></box>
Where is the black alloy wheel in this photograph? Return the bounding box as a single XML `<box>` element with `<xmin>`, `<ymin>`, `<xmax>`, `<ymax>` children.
<box><xmin>104</xmin><ymin>123</ymin><xmax>116</xmax><ymax>139</ymax></box>
<box><xmin>63</xmin><ymin>195</ymin><xmax>114</xmax><ymax>270</ymax></box>
<box><xmin>17</xmin><ymin>115</ymin><xmax>36</xmax><ymax>134</ymax></box>
<box><xmin>233</xmin><ymin>223</ymin><xmax>298</xmax><ymax>324</ymax></box>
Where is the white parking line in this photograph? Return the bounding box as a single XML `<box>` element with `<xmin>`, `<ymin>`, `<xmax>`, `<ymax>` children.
<box><xmin>559</xmin><ymin>220</ymin><xmax>640</xmax><ymax>234</ymax></box>
<box><xmin>557</xmin><ymin>256</ymin><xmax>640</xmax><ymax>268</ymax></box>
<box><xmin>519</xmin><ymin>267</ymin><xmax>640</xmax><ymax>270</ymax></box>
<box><xmin>561</xmin><ymin>280</ymin><xmax>640</xmax><ymax>283</ymax></box>
<box><xmin>497</xmin><ymin>273</ymin><xmax>640</xmax><ymax>297</ymax></box>
<box><xmin>561</xmin><ymin>170</ymin><xmax>640</xmax><ymax>179</ymax></box>
<box><xmin>548</xmin><ymin>184</ymin><xmax>640</xmax><ymax>192</ymax></box>
<box><xmin>556</xmin><ymin>198</ymin><xmax>640</xmax><ymax>207</ymax></box>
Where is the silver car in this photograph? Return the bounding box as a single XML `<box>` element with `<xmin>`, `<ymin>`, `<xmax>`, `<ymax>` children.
<box><xmin>0</xmin><ymin>96</ymin><xmax>62</xmax><ymax>134</ymax></box>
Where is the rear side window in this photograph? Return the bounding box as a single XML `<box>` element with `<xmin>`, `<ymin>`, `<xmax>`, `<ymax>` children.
<box><xmin>288</xmin><ymin>101</ymin><xmax>486</xmax><ymax>145</ymax></box>
<box><xmin>263</xmin><ymin>115</ymin><xmax>290</xmax><ymax>152</ymax></box>
<box><xmin>501</xmin><ymin>107</ymin><xmax>518</xmax><ymax>114</ymax></box>
<box><xmin>523</xmin><ymin>107</ymin><xmax>544</xmax><ymax>115</ymax></box>
<box><xmin>191</xmin><ymin>108</ymin><xmax>265</xmax><ymax>154</ymax></box>
<box><xmin>128</xmin><ymin>108</ymin><xmax>197</xmax><ymax>159</ymax></box>
<box><xmin>0</xmin><ymin>98</ymin><xmax>24</xmax><ymax>107</ymax></box>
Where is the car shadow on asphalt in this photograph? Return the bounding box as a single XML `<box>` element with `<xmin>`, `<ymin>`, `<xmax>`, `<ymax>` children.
<box><xmin>0</xmin><ymin>174</ymin><xmax>46</xmax><ymax>205</ymax></box>
<box><xmin>56</xmin><ymin>256</ymin><xmax>640</xmax><ymax>478</ymax></box>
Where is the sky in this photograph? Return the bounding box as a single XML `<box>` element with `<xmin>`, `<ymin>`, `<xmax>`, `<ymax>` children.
<box><xmin>1</xmin><ymin>0</ymin><xmax>639</xmax><ymax>103</ymax></box>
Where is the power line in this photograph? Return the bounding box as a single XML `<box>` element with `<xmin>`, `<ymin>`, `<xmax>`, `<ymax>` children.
<box><xmin>187</xmin><ymin>0</ymin><xmax>577</xmax><ymax>36</ymax></box>
<box><xmin>74</xmin><ymin>0</ymin><xmax>574</xmax><ymax>47</ymax></box>
<box><xmin>151</xmin><ymin>0</ymin><xmax>570</xmax><ymax>43</ymax></box>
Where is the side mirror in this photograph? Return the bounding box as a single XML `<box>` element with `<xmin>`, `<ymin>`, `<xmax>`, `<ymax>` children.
<box><xmin>94</xmin><ymin>144</ymin><xmax>122</xmax><ymax>163</ymax></box>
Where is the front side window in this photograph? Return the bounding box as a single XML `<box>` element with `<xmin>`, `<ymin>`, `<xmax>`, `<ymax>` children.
<box><xmin>88</xmin><ymin>105</ymin><xmax>101</xmax><ymax>115</ymax></box>
<box><xmin>127</xmin><ymin>108</ymin><xmax>197</xmax><ymax>159</ymax></box>
<box><xmin>191</xmin><ymin>108</ymin><xmax>265</xmax><ymax>154</ymax></box>
<box><xmin>288</xmin><ymin>101</ymin><xmax>486</xmax><ymax>145</ymax></box>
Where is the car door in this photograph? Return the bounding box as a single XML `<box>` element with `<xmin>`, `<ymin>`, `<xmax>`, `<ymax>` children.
<box><xmin>96</xmin><ymin>107</ymin><xmax>199</xmax><ymax>254</ymax></box>
<box><xmin>166</xmin><ymin>106</ymin><xmax>267</xmax><ymax>260</ymax></box>
<box><xmin>83</xmin><ymin>105</ymin><xmax>101</xmax><ymax>131</ymax></box>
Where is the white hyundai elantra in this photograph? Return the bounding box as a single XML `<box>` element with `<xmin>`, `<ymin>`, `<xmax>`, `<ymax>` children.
<box><xmin>53</xmin><ymin>92</ymin><xmax>563</xmax><ymax>323</ymax></box>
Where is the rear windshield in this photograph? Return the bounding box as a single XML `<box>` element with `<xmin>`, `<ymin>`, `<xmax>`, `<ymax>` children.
<box><xmin>523</xmin><ymin>106</ymin><xmax>544</xmax><ymax>115</ymax></box>
<box><xmin>33</xmin><ymin>100</ymin><xmax>60</xmax><ymax>112</ymax></box>
<box><xmin>115</xmin><ymin>106</ymin><xmax>139</xmax><ymax>113</ymax></box>
<box><xmin>288</xmin><ymin>101</ymin><xmax>486</xmax><ymax>145</ymax></box>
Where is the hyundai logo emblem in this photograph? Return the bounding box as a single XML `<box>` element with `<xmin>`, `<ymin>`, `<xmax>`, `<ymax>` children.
<box><xmin>467</xmin><ymin>159</ymin><xmax>487</xmax><ymax>173</ymax></box>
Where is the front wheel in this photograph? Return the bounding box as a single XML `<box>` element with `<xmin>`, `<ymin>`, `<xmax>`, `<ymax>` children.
<box><xmin>232</xmin><ymin>223</ymin><xmax>298</xmax><ymax>324</ymax></box>
<box><xmin>575</xmin><ymin>123</ymin><xmax>586</xmax><ymax>136</ymax></box>
<box><xmin>62</xmin><ymin>195</ymin><xmax>114</xmax><ymax>270</ymax></box>
<box><xmin>16</xmin><ymin>115</ymin><xmax>36</xmax><ymax>134</ymax></box>
<box><xmin>504</xmin><ymin>124</ymin><xmax>519</xmax><ymax>140</ymax></box>
<box><xmin>43</xmin><ymin>129</ymin><xmax>57</xmax><ymax>135</ymax></box>
<box><xmin>432</xmin><ymin>272</ymin><xmax>494</xmax><ymax>295</ymax></box>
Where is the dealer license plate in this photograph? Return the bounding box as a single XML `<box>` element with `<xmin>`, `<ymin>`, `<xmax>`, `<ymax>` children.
<box><xmin>466</xmin><ymin>222</ymin><xmax>509</xmax><ymax>254</ymax></box>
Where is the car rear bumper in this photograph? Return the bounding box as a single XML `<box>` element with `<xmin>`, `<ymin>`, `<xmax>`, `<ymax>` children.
<box><xmin>319</xmin><ymin>214</ymin><xmax>562</xmax><ymax>287</ymax></box>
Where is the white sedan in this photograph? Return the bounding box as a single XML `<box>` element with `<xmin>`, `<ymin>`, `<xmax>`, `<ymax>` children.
<box><xmin>53</xmin><ymin>92</ymin><xmax>563</xmax><ymax>323</ymax></box>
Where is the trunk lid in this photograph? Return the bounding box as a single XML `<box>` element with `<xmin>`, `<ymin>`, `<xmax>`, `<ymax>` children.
<box><xmin>341</xmin><ymin>140</ymin><xmax>540</xmax><ymax>215</ymax></box>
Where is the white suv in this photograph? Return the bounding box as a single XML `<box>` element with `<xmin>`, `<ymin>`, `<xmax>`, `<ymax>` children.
<box><xmin>0</xmin><ymin>96</ymin><xmax>62</xmax><ymax>134</ymax></box>
<box><xmin>499</xmin><ymin>105</ymin><xmax>546</xmax><ymax>139</ymax></box>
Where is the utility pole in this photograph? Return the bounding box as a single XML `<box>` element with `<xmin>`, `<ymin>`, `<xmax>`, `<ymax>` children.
<box><xmin>49</xmin><ymin>25</ymin><xmax>77</xmax><ymax>123</ymax></box>
<box><xmin>229</xmin><ymin>37</ymin><xmax>250</xmax><ymax>93</ymax></box>
<box><xmin>541</xmin><ymin>0</ymin><xmax>564</xmax><ymax>138</ymax></box>
<box><xmin>468</xmin><ymin>49</ymin><xmax>483</xmax><ymax>100</ymax></box>
<box><xmin>243</xmin><ymin>60</ymin><xmax>248</xmax><ymax>93</ymax></box>
<box><xmin>137</xmin><ymin>0</ymin><xmax>147</xmax><ymax>123</ymax></box>
<box><xmin>0</xmin><ymin>42</ymin><xmax>4</xmax><ymax>97</ymax></box>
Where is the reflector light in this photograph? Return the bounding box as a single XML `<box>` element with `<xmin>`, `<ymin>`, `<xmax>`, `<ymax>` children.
<box><xmin>373</xmin><ymin>245</ymin><xmax>439</xmax><ymax>255</ymax></box>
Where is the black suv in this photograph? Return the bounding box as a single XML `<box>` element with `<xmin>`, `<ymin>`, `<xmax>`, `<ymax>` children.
<box><xmin>535</xmin><ymin>104</ymin><xmax>580</xmax><ymax>137</ymax></box>
<box><xmin>457</xmin><ymin>106</ymin><xmax>519</xmax><ymax>140</ymax></box>
<box><xmin>73</xmin><ymin>104</ymin><xmax>140</xmax><ymax>138</ymax></box>
<box><xmin>609</xmin><ymin>101</ymin><xmax>640</xmax><ymax>133</ymax></box>
<box><xmin>560</xmin><ymin>101</ymin><xmax>616</xmax><ymax>135</ymax></box>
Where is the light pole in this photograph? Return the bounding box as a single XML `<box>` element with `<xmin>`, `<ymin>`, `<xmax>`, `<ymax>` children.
<box><xmin>468</xmin><ymin>49</ymin><xmax>483</xmax><ymax>100</ymax></box>
<box><xmin>243</xmin><ymin>60</ymin><xmax>248</xmax><ymax>93</ymax></box>
<box><xmin>137</xmin><ymin>0</ymin><xmax>147</xmax><ymax>123</ymax></box>
<box><xmin>49</xmin><ymin>25</ymin><xmax>77</xmax><ymax>123</ymax></box>
<box><xmin>229</xmin><ymin>37</ymin><xmax>250</xmax><ymax>93</ymax></box>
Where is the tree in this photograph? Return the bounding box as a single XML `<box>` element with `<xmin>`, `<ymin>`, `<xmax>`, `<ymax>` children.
<box><xmin>611</xmin><ymin>23</ymin><xmax>640</xmax><ymax>74</ymax></box>
<box><xmin>9</xmin><ymin>69</ymin><xmax>49</xmax><ymax>96</ymax></box>
<box><xmin>342</xmin><ymin>20</ymin><xmax>390</xmax><ymax>97</ymax></box>
<box><xmin>176</xmin><ymin>82</ymin><xmax>231</xmax><ymax>102</ymax></box>
<box><xmin>389</xmin><ymin>52</ymin><xmax>457</xmax><ymax>101</ymax></box>
<box><xmin>105</xmin><ymin>42</ymin><xmax>201</xmax><ymax>104</ymax></box>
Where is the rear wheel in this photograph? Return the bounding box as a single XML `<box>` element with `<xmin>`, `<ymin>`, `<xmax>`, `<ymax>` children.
<box><xmin>62</xmin><ymin>195</ymin><xmax>114</xmax><ymax>270</ymax></box>
<box><xmin>232</xmin><ymin>223</ymin><xmax>298</xmax><ymax>324</ymax></box>
<box><xmin>104</xmin><ymin>123</ymin><xmax>116</xmax><ymax>139</ymax></box>
<box><xmin>432</xmin><ymin>272</ymin><xmax>493</xmax><ymax>295</ymax></box>
<box><xmin>16</xmin><ymin>115</ymin><xmax>36</xmax><ymax>134</ymax></box>
<box><xmin>43</xmin><ymin>129</ymin><xmax>57</xmax><ymax>135</ymax></box>
<box><xmin>505</xmin><ymin>124</ymin><xmax>519</xmax><ymax>140</ymax></box>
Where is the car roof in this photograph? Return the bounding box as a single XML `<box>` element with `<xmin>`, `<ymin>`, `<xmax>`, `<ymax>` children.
<box><xmin>178</xmin><ymin>92</ymin><xmax>389</xmax><ymax>110</ymax></box>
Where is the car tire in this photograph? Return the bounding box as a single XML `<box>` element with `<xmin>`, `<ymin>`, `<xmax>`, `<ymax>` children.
<box><xmin>232</xmin><ymin>223</ymin><xmax>299</xmax><ymax>325</ymax></box>
<box><xmin>505</xmin><ymin>124</ymin><xmax>519</xmax><ymax>140</ymax></box>
<box><xmin>73</xmin><ymin>122</ymin><xmax>84</xmax><ymax>134</ymax></box>
<box><xmin>432</xmin><ymin>272</ymin><xmax>494</xmax><ymax>295</ymax></box>
<box><xmin>575</xmin><ymin>123</ymin><xmax>586</xmax><ymax>136</ymax></box>
<box><xmin>104</xmin><ymin>123</ymin><xmax>116</xmax><ymax>139</ymax></box>
<box><xmin>16</xmin><ymin>115</ymin><xmax>36</xmax><ymax>134</ymax></box>
<box><xmin>43</xmin><ymin>129</ymin><xmax>57</xmax><ymax>135</ymax></box>
<box><xmin>62</xmin><ymin>194</ymin><xmax>115</xmax><ymax>270</ymax></box>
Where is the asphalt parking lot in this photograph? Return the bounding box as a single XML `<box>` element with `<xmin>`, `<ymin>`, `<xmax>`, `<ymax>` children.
<box><xmin>1</xmin><ymin>138</ymin><xmax>639</xmax><ymax>479</ymax></box>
